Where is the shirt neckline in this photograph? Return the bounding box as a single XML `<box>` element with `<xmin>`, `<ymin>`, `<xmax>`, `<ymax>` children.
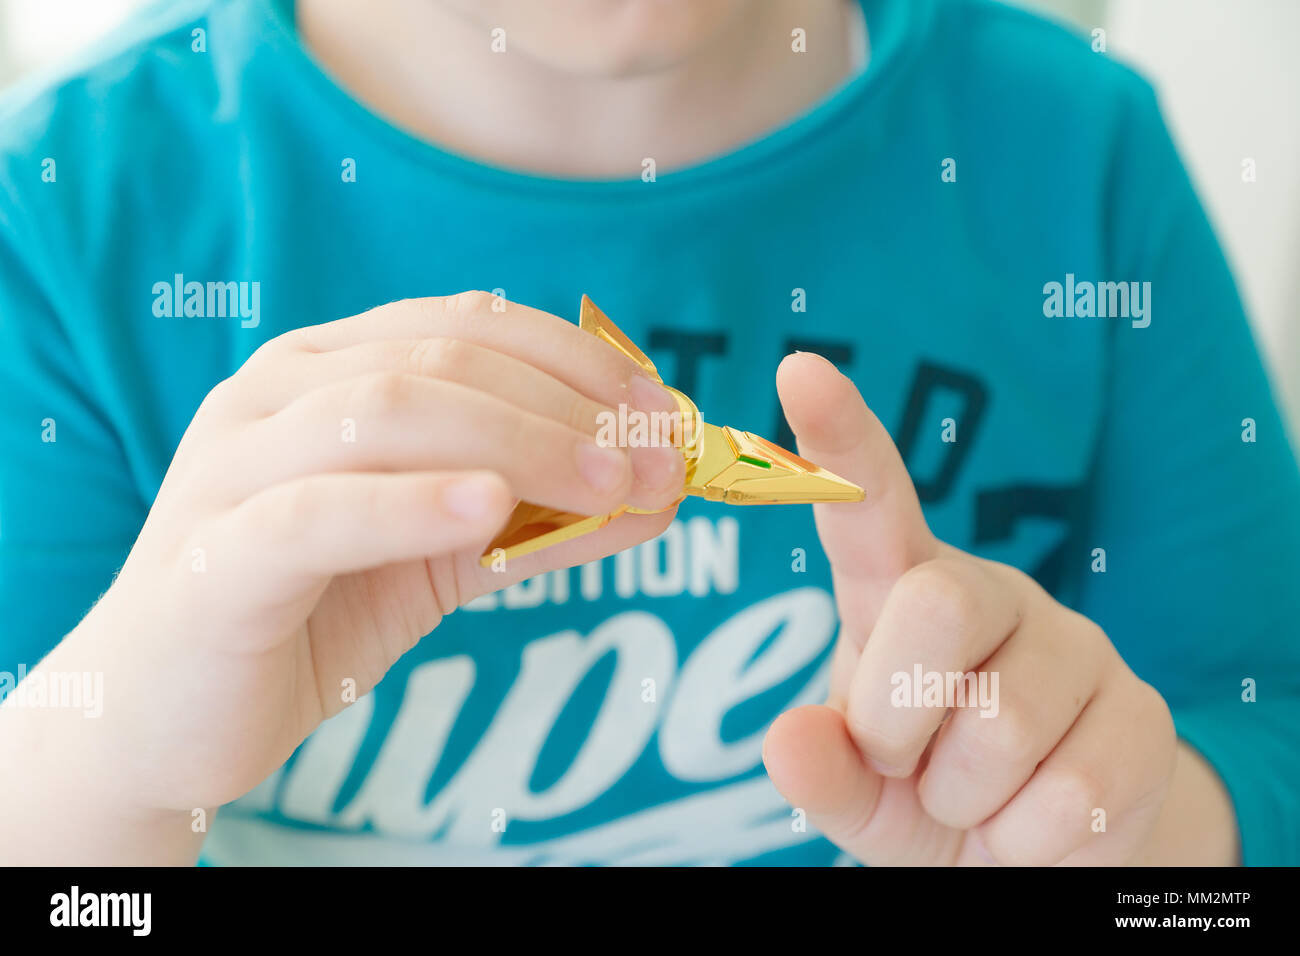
<box><xmin>255</xmin><ymin>0</ymin><xmax>927</xmax><ymax>199</ymax></box>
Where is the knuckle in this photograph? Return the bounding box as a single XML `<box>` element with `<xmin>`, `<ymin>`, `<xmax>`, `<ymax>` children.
<box><xmin>1140</xmin><ymin>692</ymin><xmax>1179</xmax><ymax>793</ymax></box>
<box><xmin>964</xmin><ymin>698</ymin><xmax>1040</xmax><ymax>767</ymax></box>
<box><xmin>194</xmin><ymin>374</ymin><xmax>240</xmax><ymax>421</ymax></box>
<box><xmin>275</xmin><ymin>325</ymin><xmax>315</xmax><ymax>354</ymax></box>
<box><xmin>349</xmin><ymin>371</ymin><xmax>412</xmax><ymax>418</ymax></box>
<box><xmin>893</xmin><ymin>558</ymin><xmax>981</xmax><ymax>632</ymax></box>
<box><xmin>406</xmin><ymin>336</ymin><xmax>461</xmax><ymax>378</ymax></box>
<box><xmin>253</xmin><ymin>328</ymin><xmax>296</xmax><ymax>360</ymax></box>
<box><xmin>439</xmin><ymin>289</ymin><xmax>496</xmax><ymax>318</ymax></box>
<box><xmin>256</xmin><ymin>325</ymin><xmax>317</xmax><ymax>363</ymax></box>
<box><xmin>1041</xmin><ymin>764</ymin><xmax>1106</xmax><ymax>825</ymax></box>
<box><xmin>242</xmin><ymin>337</ymin><xmax>280</xmax><ymax>370</ymax></box>
<box><xmin>992</xmin><ymin>559</ymin><xmax>1039</xmax><ymax>596</ymax></box>
<box><xmin>1070</xmin><ymin>611</ymin><xmax>1111</xmax><ymax>649</ymax></box>
<box><xmin>1134</xmin><ymin>679</ymin><xmax>1177</xmax><ymax>754</ymax></box>
<box><xmin>985</xmin><ymin>765</ymin><xmax>1101</xmax><ymax>868</ymax></box>
<box><xmin>207</xmin><ymin>330</ymin><xmax>309</xmax><ymax>420</ymax></box>
<box><xmin>1143</xmin><ymin>682</ymin><xmax>1175</xmax><ymax>733</ymax></box>
<box><xmin>375</xmin><ymin>296</ymin><xmax>449</xmax><ymax>329</ymax></box>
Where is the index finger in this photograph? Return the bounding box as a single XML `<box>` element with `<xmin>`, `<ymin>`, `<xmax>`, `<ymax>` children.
<box><xmin>775</xmin><ymin>351</ymin><xmax>938</xmax><ymax>624</ymax></box>
<box><xmin>291</xmin><ymin>291</ymin><xmax>661</xmax><ymax>409</ymax></box>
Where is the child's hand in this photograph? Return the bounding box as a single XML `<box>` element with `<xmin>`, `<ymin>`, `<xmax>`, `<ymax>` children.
<box><xmin>762</xmin><ymin>352</ymin><xmax>1184</xmax><ymax>865</ymax></box>
<box><xmin>57</xmin><ymin>292</ymin><xmax>685</xmax><ymax>821</ymax></box>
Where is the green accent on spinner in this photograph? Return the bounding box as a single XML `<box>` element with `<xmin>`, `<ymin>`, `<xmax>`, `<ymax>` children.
<box><xmin>737</xmin><ymin>454</ymin><xmax>772</xmax><ymax>469</ymax></box>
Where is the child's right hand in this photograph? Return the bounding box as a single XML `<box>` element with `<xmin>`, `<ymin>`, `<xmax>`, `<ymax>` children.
<box><xmin>10</xmin><ymin>292</ymin><xmax>684</xmax><ymax>852</ymax></box>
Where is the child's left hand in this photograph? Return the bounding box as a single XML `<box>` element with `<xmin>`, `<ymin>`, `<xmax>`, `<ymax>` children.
<box><xmin>761</xmin><ymin>352</ymin><xmax>1180</xmax><ymax>865</ymax></box>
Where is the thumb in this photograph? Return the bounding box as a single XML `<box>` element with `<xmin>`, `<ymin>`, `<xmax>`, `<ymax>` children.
<box><xmin>776</xmin><ymin>352</ymin><xmax>938</xmax><ymax>611</ymax></box>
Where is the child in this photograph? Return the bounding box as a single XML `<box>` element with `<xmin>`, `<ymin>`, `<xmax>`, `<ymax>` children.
<box><xmin>1</xmin><ymin>0</ymin><xmax>1296</xmax><ymax>865</ymax></box>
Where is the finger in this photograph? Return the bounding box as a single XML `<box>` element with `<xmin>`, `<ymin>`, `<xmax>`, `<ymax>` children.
<box><xmin>255</xmin><ymin>337</ymin><xmax>685</xmax><ymax>502</ymax></box>
<box><xmin>917</xmin><ymin>596</ymin><xmax>1108</xmax><ymax>829</ymax></box>
<box><xmin>283</xmin><ymin>292</ymin><xmax>659</xmax><ymax>408</ymax></box>
<box><xmin>763</xmin><ymin>705</ymin><xmax>884</xmax><ymax>847</ymax></box>
<box><xmin>763</xmin><ymin>705</ymin><xmax>965</xmax><ymax>866</ymax></box>
<box><xmin>776</xmin><ymin>351</ymin><xmax>938</xmax><ymax>615</ymax></box>
<box><xmin>218</xmin><ymin>372</ymin><xmax>680</xmax><ymax>516</ymax></box>
<box><xmin>845</xmin><ymin>555</ymin><xmax>1023</xmax><ymax>777</ymax></box>
<box><xmin>254</xmin><ymin>337</ymin><xmax>621</xmax><ymax>428</ymax></box>
<box><xmin>204</xmin><ymin>470</ymin><xmax>514</xmax><ymax>614</ymax></box>
<box><xmin>977</xmin><ymin>674</ymin><xmax>1176</xmax><ymax>866</ymax></box>
<box><xmin>776</xmin><ymin>352</ymin><xmax>940</xmax><ymax>704</ymax></box>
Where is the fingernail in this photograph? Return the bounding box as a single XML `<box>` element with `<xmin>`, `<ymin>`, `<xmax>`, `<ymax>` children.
<box><xmin>785</xmin><ymin>350</ymin><xmax>837</xmax><ymax>372</ymax></box>
<box><xmin>444</xmin><ymin>475</ymin><xmax>498</xmax><ymax>522</ymax></box>
<box><xmin>868</xmin><ymin>758</ymin><xmax>905</xmax><ymax>777</ymax></box>
<box><xmin>629</xmin><ymin>375</ymin><xmax>677</xmax><ymax>415</ymax></box>
<box><xmin>576</xmin><ymin>442</ymin><xmax>627</xmax><ymax>494</ymax></box>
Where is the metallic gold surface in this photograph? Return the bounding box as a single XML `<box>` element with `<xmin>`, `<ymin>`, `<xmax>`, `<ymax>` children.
<box><xmin>479</xmin><ymin>296</ymin><xmax>864</xmax><ymax>566</ymax></box>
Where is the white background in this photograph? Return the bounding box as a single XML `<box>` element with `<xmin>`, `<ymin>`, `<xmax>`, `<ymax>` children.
<box><xmin>1</xmin><ymin>0</ymin><xmax>1296</xmax><ymax>440</ymax></box>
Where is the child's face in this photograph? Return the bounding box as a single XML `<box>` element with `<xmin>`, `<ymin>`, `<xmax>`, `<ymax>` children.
<box><xmin>436</xmin><ymin>0</ymin><xmax>751</xmax><ymax>76</ymax></box>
